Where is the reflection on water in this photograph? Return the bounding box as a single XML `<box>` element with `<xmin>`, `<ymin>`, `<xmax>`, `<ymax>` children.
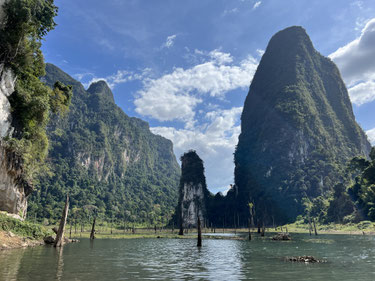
<box><xmin>1</xmin><ymin>233</ymin><xmax>375</xmax><ymax>280</ymax></box>
<box><xmin>56</xmin><ymin>246</ymin><xmax>64</xmax><ymax>281</ymax></box>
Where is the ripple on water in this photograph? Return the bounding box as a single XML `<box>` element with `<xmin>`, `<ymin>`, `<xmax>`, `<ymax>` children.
<box><xmin>1</xmin><ymin>234</ymin><xmax>375</xmax><ymax>280</ymax></box>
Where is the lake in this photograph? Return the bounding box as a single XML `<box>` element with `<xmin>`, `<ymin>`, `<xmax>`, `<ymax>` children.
<box><xmin>1</xmin><ymin>233</ymin><xmax>375</xmax><ymax>280</ymax></box>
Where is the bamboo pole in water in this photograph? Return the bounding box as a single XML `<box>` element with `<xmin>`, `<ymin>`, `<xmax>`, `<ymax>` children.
<box><xmin>54</xmin><ymin>194</ymin><xmax>69</xmax><ymax>247</ymax></box>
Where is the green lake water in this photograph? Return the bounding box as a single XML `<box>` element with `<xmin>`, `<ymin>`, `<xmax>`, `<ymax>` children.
<box><xmin>1</xmin><ymin>233</ymin><xmax>375</xmax><ymax>280</ymax></box>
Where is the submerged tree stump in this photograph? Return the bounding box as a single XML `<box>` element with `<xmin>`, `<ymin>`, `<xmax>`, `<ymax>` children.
<box><xmin>54</xmin><ymin>195</ymin><xmax>69</xmax><ymax>247</ymax></box>
<box><xmin>197</xmin><ymin>217</ymin><xmax>202</xmax><ymax>247</ymax></box>
<box><xmin>313</xmin><ymin>218</ymin><xmax>318</xmax><ymax>236</ymax></box>
<box><xmin>90</xmin><ymin>217</ymin><xmax>96</xmax><ymax>240</ymax></box>
<box><xmin>272</xmin><ymin>233</ymin><xmax>291</xmax><ymax>240</ymax></box>
<box><xmin>287</xmin><ymin>256</ymin><xmax>326</xmax><ymax>263</ymax></box>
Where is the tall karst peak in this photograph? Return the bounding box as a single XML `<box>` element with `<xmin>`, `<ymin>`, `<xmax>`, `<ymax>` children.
<box><xmin>87</xmin><ymin>80</ymin><xmax>114</xmax><ymax>101</ymax></box>
<box><xmin>234</xmin><ymin>26</ymin><xmax>371</xmax><ymax>224</ymax></box>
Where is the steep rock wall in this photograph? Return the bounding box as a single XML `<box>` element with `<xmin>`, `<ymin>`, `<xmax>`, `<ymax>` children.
<box><xmin>0</xmin><ymin>64</ymin><xmax>13</xmax><ymax>138</ymax></box>
<box><xmin>0</xmin><ymin>64</ymin><xmax>30</xmax><ymax>219</ymax></box>
<box><xmin>177</xmin><ymin>151</ymin><xmax>209</xmax><ymax>229</ymax></box>
<box><xmin>234</xmin><ymin>26</ymin><xmax>371</xmax><ymax>224</ymax></box>
<box><xmin>180</xmin><ymin>182</ymin><xmax>206</xmax><ymax>227</ymax></box>
<box><xmin>0</xmin><ymin>147</ymin><xmax>30</xmax><ymax>219</ymax></box>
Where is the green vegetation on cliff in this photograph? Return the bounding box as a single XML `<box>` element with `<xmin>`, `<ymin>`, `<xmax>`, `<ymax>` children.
<box><xmin>233</xmin><ymin>26</ymin><xmax>370</xmax><ymax>225</ymax></box>
<box><xmin>0</xmin><ymin>212</ymin><xmax>49</xmax><ymax>239</ymax></box>
<box><xmin>0</xmin><ymin>0</ymin><xmax>71</xmax><ymax>184</ymax></box>
<box><xmin>348</xmin><ymin>147</ymin><xmax>375</xmax><ymax>220</ymax></box>
<box><xmin>28</xmin><ymin>64</ymin><xmax>180</xmax><ymax>225</ymax></box>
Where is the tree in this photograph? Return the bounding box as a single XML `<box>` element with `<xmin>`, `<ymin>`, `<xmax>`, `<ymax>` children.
<box><xmin>1</xmin><ymin>0</ymin><xmax>72</xmax><ymax>184</ymax></box>
<box><xmin>348</xmin><ymin>147</ymin><xmax>375</xmax><ymax>221</ymax></box>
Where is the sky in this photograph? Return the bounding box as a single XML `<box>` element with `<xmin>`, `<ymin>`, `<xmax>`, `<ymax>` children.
<box><xmin>42</xmin><ymin>0</ymin><xmax>375</xmax><ymax>194</ymax></box>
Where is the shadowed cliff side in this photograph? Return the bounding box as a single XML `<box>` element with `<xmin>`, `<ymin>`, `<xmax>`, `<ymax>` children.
<box><xmin>233</xmin><ymin>26</ymin><xmax>371</xmax><ymax>225</ymax></box>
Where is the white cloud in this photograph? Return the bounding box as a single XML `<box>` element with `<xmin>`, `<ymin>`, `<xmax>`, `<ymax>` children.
<box><xmin>134</xmin><ymin>50</ymin><xmax>257</xmax><ymax>122</ymax></box>
<box><xmin>367</xmin><ymin>128</ymin><xmax>375</xmax><ymax>145</ymax></box>
<box><xmin>253</xmin><ymin>1</ymin><xmax>262</xmax><ymax>10</ymax></box>
<box><xmin>151</xmin><ymin>107</ymin><xmax>243</xmax><ymax>193</ymax></box>
<box><xmin>330</xmin><ymin>18</ymin><xmax>375</xmax><ymax>106</ymax></box>
<box><xmin>134</xmin><ymin>90</ymin><xmax>201</xmax><ymax>122</ymax></box>
<box><xmin>348</xmin><ymin>80</ymin><xmax>375</xmax><ymax>106</ymax></box>
<box><xmin>256</xmin><ymin>49</ymin><xmax>265</xmax><ymax>57</ymax></box>
<box><xmin>223</xmin><ymin>8</ymin><xmax>238</xmax><ymax>16</ymax></box>
<box><xmin>209</xmin><ymin>49</ymin><xmax>233</xmax><ymax>64</ymax></box>
<box><xmin>164</xmin><ymin>34</ymin><xmax>177</xmax><ymax>48</ymax></box>
<box><xmin>77</xmin><ymin>68</ymin><xmax>151</xmax><ymax>89</ymax></box>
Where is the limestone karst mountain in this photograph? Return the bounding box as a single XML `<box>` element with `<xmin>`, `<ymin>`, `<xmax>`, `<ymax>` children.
<box><xmin>233</xmin><ymin>26</ymin><xmax>371</xmax><ymax>224</ymax></box>
<box><xmin>28</xmin><ymin>64</ymin><xmax>180</xmax><ymax>222</ymax></box>
<box><xmin>177</xmin><ymin>150</ymin><xmax>210</xmax><ymax>233</ymax></box>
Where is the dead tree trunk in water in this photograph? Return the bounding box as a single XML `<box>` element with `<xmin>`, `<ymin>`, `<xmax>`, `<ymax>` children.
<box><xmin>261</xmin><ymin>222</ymin><xmax>265</xmax><ymax>237</ymax></box>
<box><xmin>69</xmin><ymin>220</ymin><xmax>72</xmax><ymax>239</ymax></box>
<box><xmin>54</xmin><ymin>195</ymin><xmax>69</xmax><ymax>247</ymax></box>
<box><xmin>248</xmin><ymin>218</ymin><xmax>251</xmax><ymax>241</ymax></box>
<box><xmin>308</xmin><ymin>216</ymin><xmax>312</xmax><ymax>236</ymax></box>
<box><xmin>90</xmin><ymin>217</ymin><xmax>96</xmax><ymax>240</ymax></box>
<box><xmin>197</xmin><ymin>217</ymin><xmax>202</xmax><ymax>247</ymax></box>
<box><xmin>234</xmin><ymin>214</ymin><xmax>237</xmax><ymax>234</ymax></box>
<box><xmin>313</xmin><ymin>218</ymin><xmax>318</xmax><ymax>235</ymax></box>
<box><xmin>178</xmin><ymin>221</ymin><xmax>184</xmax><ymax>236</ymax></box>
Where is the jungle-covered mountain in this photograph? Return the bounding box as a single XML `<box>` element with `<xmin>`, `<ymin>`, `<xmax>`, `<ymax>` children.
<box><xmin>28</xmin><ymin>63</ymin><xmax>180</xmax><ymax>225</ymax></box>
<box><xmin>232</xmin><ymin>26</ymin><xmax>371</xmax><ymax>225</ymax></box>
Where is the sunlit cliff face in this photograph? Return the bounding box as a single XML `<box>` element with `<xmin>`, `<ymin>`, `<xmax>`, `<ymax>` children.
<box><xmin>0</xmin><ymin>64</ymin><xmax>14</xmax><ymax>138</ymax></box>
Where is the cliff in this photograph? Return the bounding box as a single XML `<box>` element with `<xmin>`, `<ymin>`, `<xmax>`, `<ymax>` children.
<box><xmin>0</xmin><ymin>64</ymin><xmax>31</xmax><ymax>219</ymax></box>
<box><xmin>28</xmin><ymin>64</ymin><xmax>180</xmax><ymax>222</ymax></box>
<box><xmin>0</xmin><ymin>61</ymin><xmax>47</xmax><ymax>219</ymax></box>
<box><xmin>233</xmin><ymin>26</ymin><xmax>371</xmax><ymax>224</ymax></box>
<box><xmin>177</xmin><ymin>150</ymin><xmax>209</xmax><ymax>230</ymax></box>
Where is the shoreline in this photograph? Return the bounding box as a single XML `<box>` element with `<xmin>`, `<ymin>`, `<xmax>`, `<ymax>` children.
<box><xmin>0</xmin><ymin>230</ymin><xmax>44</xmax><ymax>251</ymax></box>
<box><xmin>2</xmin><ymin>218</ymin><xmax>375</xmax><ymax>251</ymax></box>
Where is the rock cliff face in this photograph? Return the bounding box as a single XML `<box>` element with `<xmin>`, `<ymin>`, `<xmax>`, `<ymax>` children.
<box><xmin>0</xmin><ymin>147</ymin><xmax>31</xmax><ymax>219</ymax></box>
<box><xmin>28</xmin><ymin>64</ymin><xmax>180</xmax><ymax>221</ymax></box>
<box><xmin>234</xmin><ymin>26</ymin><xmax>371</xmax><ymax>224</ymax></box>
<box><xmin>0</xmin><ymin>64</ymin><xmax>31</xmax><ymax>219</ymax></box>
<box><xmin>177</xmin><ymin>151</ymin><xmax>209</xmax><ymax>229</ymax></box>
<box><xmin>0</xmin><ymin>64</ymin><xmax>14</xmax><ymax>138</ymax></box>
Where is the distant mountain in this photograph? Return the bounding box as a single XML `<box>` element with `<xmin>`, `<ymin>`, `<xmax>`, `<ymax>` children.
<box><xmin>233</xmin><ymin>26</ymin><xmax>371</xmax><ymax>224</ymax></box>
<box><xmin>28</xmin><ymin>64</ymin><xmax>180</xmax><ymax>224</ymax></box>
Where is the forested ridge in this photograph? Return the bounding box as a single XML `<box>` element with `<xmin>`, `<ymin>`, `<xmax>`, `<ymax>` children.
<box><xmin>28</xmin><ymin>64</ymin><xmax>180</xmax><ymax>226</ymax></box>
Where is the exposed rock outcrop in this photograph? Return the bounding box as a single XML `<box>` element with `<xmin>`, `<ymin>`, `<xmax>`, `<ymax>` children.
<box><xmin>178</xmin><ymin>151</ymin><xmax>210</xmax><ymax>231</ymax></box>
<box><xmin>0</xmin><ymin>64</ymin><xmax>31</xmax><ymax>219</ymax></box>
<box><xmin>272</xmin><ymin>233</ymin><xmax>291</xmax><ymax>240</ymax></box>
<box><xmin>286</xmin><ymin>256</ymin><xmax>326</xmax><ymax>263</ymax></box>
<box><xmin>0</xmin><ymin>64</ymin><xmax>14</xmax><ymax>138</ymax></box>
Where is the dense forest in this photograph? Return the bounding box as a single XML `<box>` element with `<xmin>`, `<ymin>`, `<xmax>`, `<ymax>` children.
<box><xmin>27</xmin><ymin>64</ymin><xmax>180</xmax><ymax>226</ymax></box>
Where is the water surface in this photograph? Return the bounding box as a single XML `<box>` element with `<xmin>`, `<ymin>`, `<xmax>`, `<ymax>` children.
<box><xmin>1</xmin><ymin>233</ymin><xmax>375</xmax><ymax>280</ymax></box>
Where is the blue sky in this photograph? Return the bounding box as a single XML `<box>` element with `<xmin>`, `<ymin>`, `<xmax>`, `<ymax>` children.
<box><xmin>43</xmin><ymin>0</ymin><xmax>375</xmax><ymax>194</ymax></box>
